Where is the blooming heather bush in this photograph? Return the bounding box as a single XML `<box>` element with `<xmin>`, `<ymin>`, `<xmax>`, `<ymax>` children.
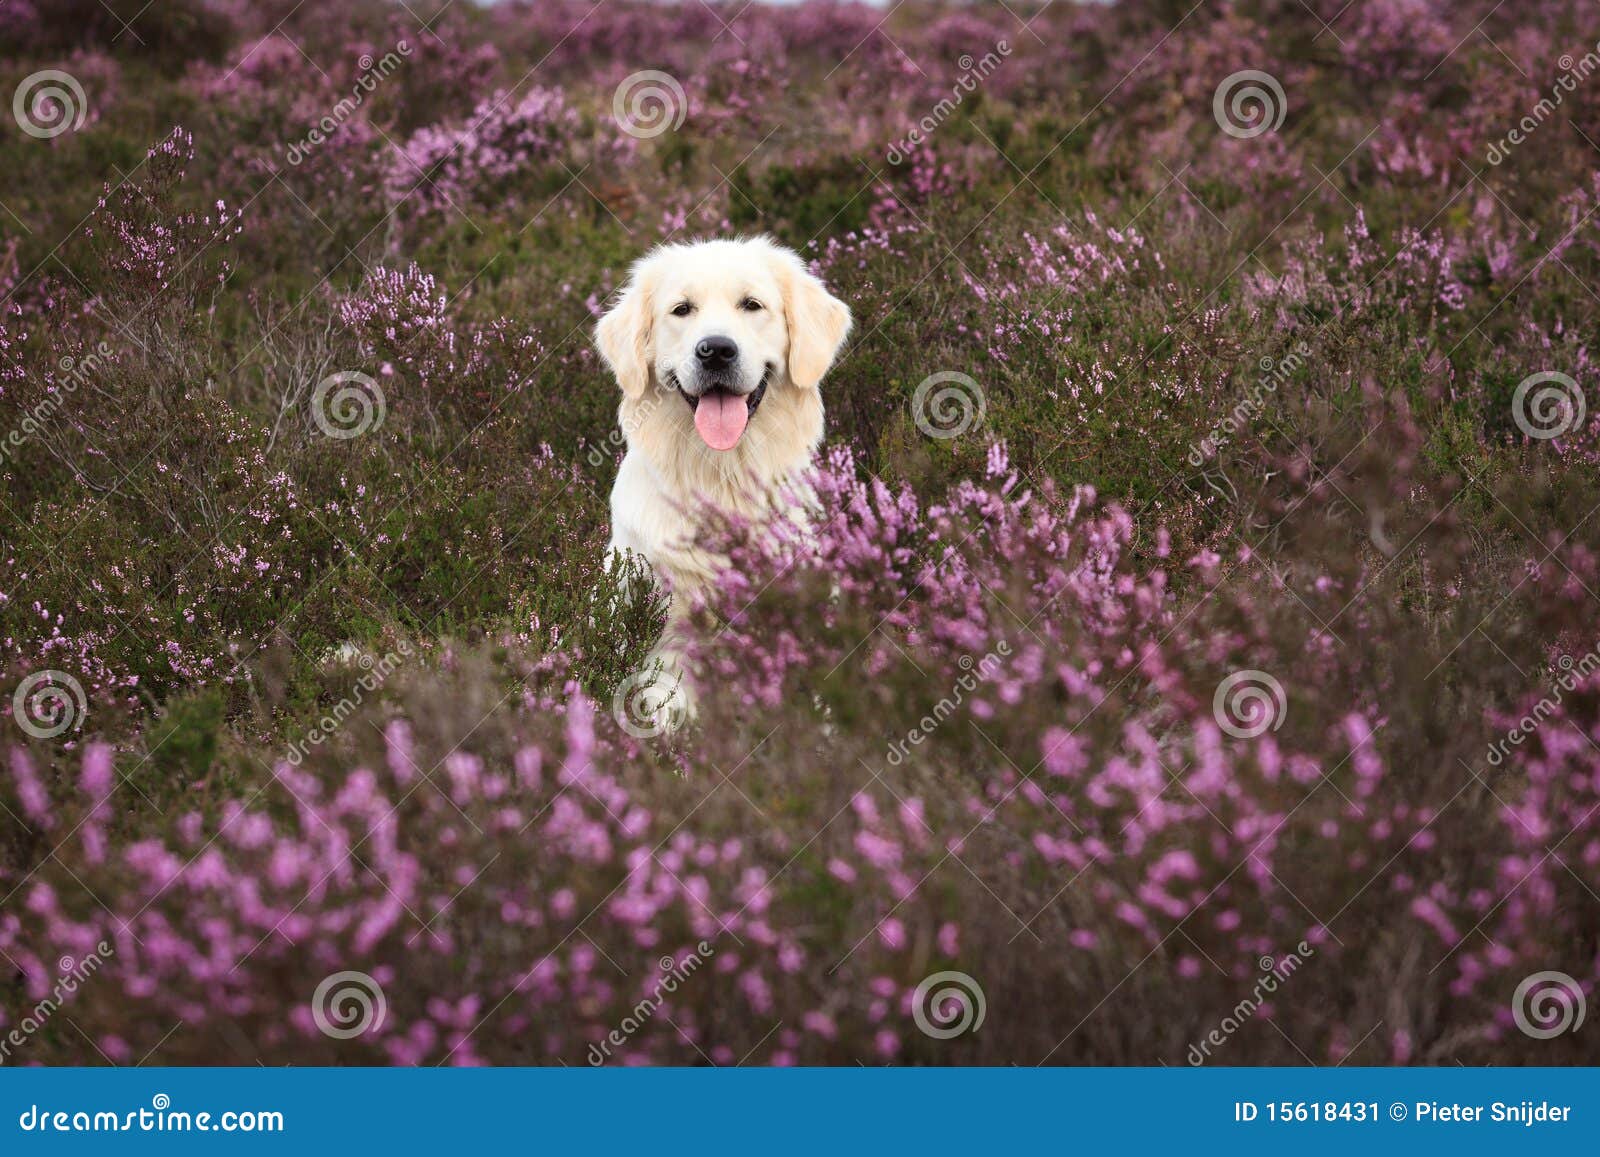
<box><xmin>335</xmin><ymin>263</ymin><xmax>549</xmax><ymax>424</ymax></box>
<box><xmin>386</xmin><ymin>87</ymin><xmax>629</xmax><ymax>220</ymax></box>
<box><xmin>4</xmin><ymin>431</ymin><xmax>1598</xmax><ymax>1064</ymax></box>
<box><xmin>3</xmin><ymin>0</ymin><xmax>1600</xmax><ymax>1065</ymax></box>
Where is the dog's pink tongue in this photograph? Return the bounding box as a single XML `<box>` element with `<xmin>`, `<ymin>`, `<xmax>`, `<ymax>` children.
<box><xmin>694</xmin><ymin>391</ymin><xmax>748</xmax><ymax>451</ymax></box>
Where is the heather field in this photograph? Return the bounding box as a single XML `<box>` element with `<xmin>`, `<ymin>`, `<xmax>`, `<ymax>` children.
<box><xmin>1</xmin><ymin>0</ymin><xmax>1598</xmax><ymax>1067</ymax></box>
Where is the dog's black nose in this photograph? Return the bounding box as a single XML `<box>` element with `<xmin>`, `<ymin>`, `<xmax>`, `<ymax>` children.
<box><xmin>694</xmin><ymin>335</ymin><xmax>738</xmax><ymax>369</ymax></box>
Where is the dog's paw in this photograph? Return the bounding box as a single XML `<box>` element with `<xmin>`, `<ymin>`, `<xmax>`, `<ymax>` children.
<box><xmin>319</xmin><ymin>641</ymin><xmax>365</xmax><ymax>668</ymax></box>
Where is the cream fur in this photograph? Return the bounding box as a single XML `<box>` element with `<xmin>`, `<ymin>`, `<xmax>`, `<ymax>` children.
<box><xmin>595</xmin><ymin>237</ymin><xmax>851</xmax><ymax>725</ymax></box>
<box><xmin>597</xmin><ymin>236</ymin><xmax>851</xmax><ymax>615</ymax></box>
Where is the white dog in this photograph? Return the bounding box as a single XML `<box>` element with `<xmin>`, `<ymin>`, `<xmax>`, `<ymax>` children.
<box><xmin>595</xmin><ymin>236</ymin><xmax>851</xmax><ymax>720</ymax></box>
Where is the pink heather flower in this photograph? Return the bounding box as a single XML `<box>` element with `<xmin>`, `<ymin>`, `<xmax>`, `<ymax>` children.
<box><xmin>854</xmin><ymin>830</ymin><xmax>902</xmax><ymax>870</ymax></box>
<box><xmin>80</xmin><ymin>743</ymin><xmax>113</xmax><ymax>798</ymax></box>
<box><xmin>1409</xmin><ymin>896</ymin><xmax>1460</xmax><ymax>946</ymax></box>
<box><xmin>8</xmin><ymin>748</ymin><xmax>53</xmax><ymax>828</ymax></box>
<box><xmin>897</xmin><ymin>798</ymin><xmax>928</xmax><ymax>840</ymax></box>
<box><xmin>801</xmin><ymin>1011</ymin><xmax>838</xmax><ymax>1040</ymax></box>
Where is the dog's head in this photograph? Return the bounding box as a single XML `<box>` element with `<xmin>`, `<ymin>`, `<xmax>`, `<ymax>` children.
<box><xmin>594</xmin><ymin>236</ymin><xmax>851</xmax><ymax>452</ymax></box>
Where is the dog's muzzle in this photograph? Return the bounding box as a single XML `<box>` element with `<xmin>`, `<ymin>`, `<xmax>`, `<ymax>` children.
<box><xmin>672</xmin><ymin>366</ymin><xmax>772</xmax><ymax>451</ymax></box>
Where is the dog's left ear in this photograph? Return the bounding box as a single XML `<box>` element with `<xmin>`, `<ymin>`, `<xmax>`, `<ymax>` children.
<box><xmin>774</xmin><ymin>248</ymin><xmax>851</xmax><ymax>390</ymax></box>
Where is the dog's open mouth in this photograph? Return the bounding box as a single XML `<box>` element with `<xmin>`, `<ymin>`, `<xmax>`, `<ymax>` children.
<box><xmin>682</xmin><ymin>374</ymin><xmax>768</xmax><ymax>452</ymax></box>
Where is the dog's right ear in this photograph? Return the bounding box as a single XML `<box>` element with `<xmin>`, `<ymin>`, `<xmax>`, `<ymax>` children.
<box><xmin>595</xmin><ymin>268</ymin><xmax>654</xmax><ymax>399</ymax></box>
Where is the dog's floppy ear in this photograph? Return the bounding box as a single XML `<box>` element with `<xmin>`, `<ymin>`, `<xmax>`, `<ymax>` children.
<box><xmin>595</xmin><ymin>263</ymin><xmax>655</xmax><ymax>399</ymax></box>
<box><xmin>773</xmin><ymin>245</ymin><xmax>851</xmax><ymax>390</ymax></box>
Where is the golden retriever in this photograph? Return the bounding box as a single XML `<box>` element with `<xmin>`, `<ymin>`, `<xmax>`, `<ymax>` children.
<box><xmin>594</xmin><ymin>236</ymin><xmax>852</xmax><ymax>725</ymax></box>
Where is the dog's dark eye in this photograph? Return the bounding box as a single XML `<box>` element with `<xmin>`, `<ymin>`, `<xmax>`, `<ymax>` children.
<box><xmin>741</xmin><ymin>298</ymin><xmax>764</xmax><ymax>312</ymax></box>
<box><xmin>671</xmin><ymin>301</ymin><xmax>694</xmax><ymax>317</ymax></box>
